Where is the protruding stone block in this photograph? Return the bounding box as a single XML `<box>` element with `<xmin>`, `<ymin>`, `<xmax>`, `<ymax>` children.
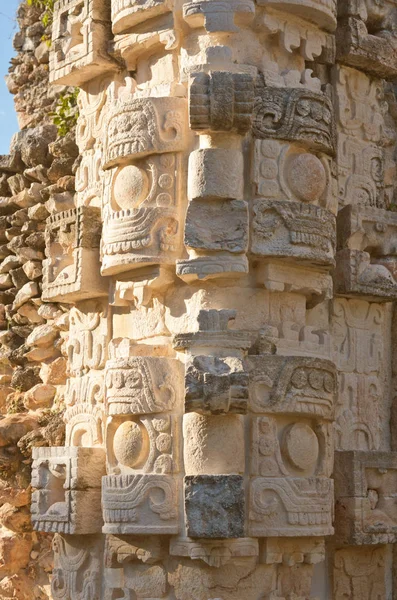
<box><xmin>111</xmin><ymin>0</ymin><xmax>173</xmax><ymax>32</ymax></box>
<box><xmin>106</xmin><ymin>414</ymin><xmax>179</xmax><ymax>475</ymax></box>
<box><xmin>189</xmin><ymin>71</ymin><xmax>254</xmax><ymax>134</ymax></box>
<box><xmin>103</xmin><ymin>97</ymin><xmax>187</xmax><ymax>169</ymax></box>
<box><xmin>334</xmin><ymin>205</ymin><xmax>397</xmax><ymax>300</ymax></box>
<box><xmin>42</xmin><ymin>207</ymin><xmax>107</xmax><ymax>302</ymax></box>
<box><xmin>257</xmin><ymin>0</ymin><xmax>337</xmax><ymax>32</ymax></box>
<box><xmin>249</xmin><ymin>477</ymin><xmax>334</xmax><ymax>537</ymax></box>
<box><xmin>50</xmin><ymin>0</ymin><xmax>117</xmax><ymax>85</ymax></box>
<box><xmin>31</xmin><ymin>447</ymin><xmax>106</xmax><ymax>534</ymax></box>
<box><xmin>337</xmin><ymin>2</ymin><xmax>397</xmax><ymax>80</ymax></box>
<box><xmin>102</xmin><ymin>474</ymin><xmax>179</xmax><ymax>534</ymax></box>
<box><xmin>253</xmin><ymin>84</ymin><xmax>336</xmax><ymax>155</ymax></box>
<box><xmin>253</xmin><ymin>139</ymin><xmax>333</xmax><ymax>210</ymax></box>
<box><xmin>251</xmin><ymin>199</ymin><xmax>336</xmax><ymax>267</ymax></box>
<box><xmin>183</xmin><ymin>0</ymin><xmax>254</xmax><ymax>32</ymax></box>
<box><xmin>105</xmin><ymin>355</ymin><xmax>183</xmax><ymax>416</ymax></box>
<box><xmin>334</xmin><ymin>249</ymin><xmax>397</xmax><ymax>301</ymax></box>
<box><xmin>247</xmin><ymin>355</ymin><xmax>337</xmax><ymax>419</ymax></box>
<box><xmin>184</xmin><ymin>199</ymin><xmax>248</xmax><ymax>253</ymax></box>
<box><xmin>184</xmin><ymin>355</ymin><xmax>248</xmax><ymax>414</ymax></box>
<box><xmin>184</xmin><ymin>475</ymin><xmax>245</xmax><ymax>538</ymax></box>
<box><xmin>334</xmin><ymin>450</ymin><xmax>397</xmax><ymax>545</ymax></box>
<box><xmin>173</xmin><ymin>309</ymin><xmax>252</xmax><ymax>354</ymax></box>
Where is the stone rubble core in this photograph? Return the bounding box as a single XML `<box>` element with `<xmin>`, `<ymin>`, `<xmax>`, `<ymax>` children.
<box><xmin>0</xmin><ymin>0</ymin><xmax>394</xmax><ymax>597</ymax></box>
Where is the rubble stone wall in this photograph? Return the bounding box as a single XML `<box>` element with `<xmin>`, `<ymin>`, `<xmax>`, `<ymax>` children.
<box><xmin>2</xmin><ymin>0</ymin><xmax>397</xmax><ymax>598</ymax></box>
<box><xmin>0</xmin><ymin>3</ymin><xmax>77</xmax><ymax>597</ymax></box>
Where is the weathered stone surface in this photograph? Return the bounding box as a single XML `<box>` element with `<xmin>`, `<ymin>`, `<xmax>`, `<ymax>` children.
<box><xmin>0</xmin><ymin>0</ymin><xmax>388</xmax><ymax>596</ymax></box>
<box><xmin>184</xmin><ymin>475</ymin><xmax>245</xmax><ymax>538</ymax></box>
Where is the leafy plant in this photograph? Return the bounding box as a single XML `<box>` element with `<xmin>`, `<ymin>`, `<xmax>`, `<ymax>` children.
<box><xmin>51</xmin><ymin>89</ymin><xmax>80</xmax><ymax>136</ymax></box>
<box><xmin>26</xmin><ymin>0</ymin><xmax>55</xmax><ymax>29</ymax></box>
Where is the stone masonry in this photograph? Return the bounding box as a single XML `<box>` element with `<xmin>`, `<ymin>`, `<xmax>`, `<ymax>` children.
<box><xmin>1</xmin><ymin>0</ymin><xmax>397</xmax><ymax>598</ymax></box>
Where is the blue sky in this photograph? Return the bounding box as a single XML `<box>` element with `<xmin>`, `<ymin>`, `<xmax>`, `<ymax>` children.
<box><xmin>0</xmin><ymin>1</ymin><xmax>21</xmax><ymax>154</ymax></box>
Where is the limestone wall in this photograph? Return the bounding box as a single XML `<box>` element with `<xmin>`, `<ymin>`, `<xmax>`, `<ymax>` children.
<box><xmin>2</xmin><ymin>0</ymin><xmax>397</xmax><ymax>598</ymax></box>
<box><xmin>0</xmin><ymin>3</ymin><xmax>78</xmax><ymax>597</ymax></box>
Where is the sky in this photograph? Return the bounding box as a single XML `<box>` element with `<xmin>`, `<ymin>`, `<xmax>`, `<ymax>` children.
<box><xmin>0</xmin><ymin>1</ymin><xmax>22</xmax><ymax>155</ymax></box>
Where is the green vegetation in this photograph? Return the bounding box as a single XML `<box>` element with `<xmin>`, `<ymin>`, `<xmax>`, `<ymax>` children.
<box><xmin>51</xmin><ymin>89</ymin><xmax>80</xmax><ymax>137</ymax></box>
<box><xmin>26</xmin><ymin>0</ymin><xmax>55</xmax><ymax>29</ymax></box>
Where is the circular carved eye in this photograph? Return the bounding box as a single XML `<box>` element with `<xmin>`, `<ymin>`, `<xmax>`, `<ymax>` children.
<box><xmin>113</xmin><ymin>165</ymin><xmax>149</xmax><ymax>210</ymax></box>
<box><xmin>291</xmin><ymin>369</ymin><xmax>307</xmax><ymax>389</ymax></box>
<box><xmin>323</xmin><ymin>373</ymin><xmax>335</xmax><ymax>393</ymax></box>
<box><xmin>156</xmin><ymin>433</ymin><xmax>172</xmax><ymax>453</ymax></box>
<box><xmin>113</xmin><ymin>420</ymin><xmax>148</xmax><ymax>468</ymax></box>
<box><xmin>309</xmin><ymin>369</ymin><xmax>323</xmax><ymax>390</ymax></box>
<box><xmin>260</xmin><ymin>158</ymin><xmax>278</xmax><ymax>179</ymax></box>
<box><xmin>287</xmin><ymin>154</ymin><xmax>326</xmax><ymax>203</ymax></box>
<box><xmin>282</xmin><ymin>423</ymin><xmax>319</xmax><ymax>471</ymax></box>
<box><xmin>158</xmin><ymin>173</ymin><xmax>173</xmax><ymax>189</ymax></box>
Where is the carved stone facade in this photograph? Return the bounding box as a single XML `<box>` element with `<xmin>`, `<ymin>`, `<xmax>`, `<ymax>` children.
<box><xmin>16</xmin><ymin>0</ymin><xmax>397</xmax><ymax>597</ymax></box>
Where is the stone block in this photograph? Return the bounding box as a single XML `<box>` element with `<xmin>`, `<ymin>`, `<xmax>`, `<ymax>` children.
<box><xmin>251</xmin><ymin>199</ymin><xmax>336</xmax><ymax>267</ymax></box>
<box><xmin>67</xmin><ymin>299</ymin><xmax>109</xmax><ymax>375</ymax></box>
<box><xmin>336</xmin><ymin>11</ymin><xmax>397</xmax><ymax>80</ymax></box>
<box><xmin>102</xmin><ymin>474</ymin><xmax>179</xmax><ymax>534</ymax></box>
<box><xmin>104</xmin><ymin>563</ymin><xmax>168</xmax><ymax>598</ymax></box>
<box><xmin>184</xmin><ymin>355</ymin><xmax>248</xmax><ymax>414</ymax></box>
<box><xmin>260</xmin><ymin>537</ymin><xmax>326</xmax><ymax>599</ymax></box>
<box><xmin>184</xmin><ymin>199</ymin><xmax>248</xmax><ymax>253</ymax></box>
<box><xmin>183</xmin><ymin>0</ymin><xmax>255</xmax><ymax>32</ymax></box>
<box><xmin>247</xmin><ymin>355</ymin><xmax>337</xmax><ymax>420</ymax></box>
<box><xmin>334</xmin><ymin>249</ymin><xmax>397</xmax><ymax>301</ymax></box>
<box><xmin>64</xmin><ymin>402</ymin><xmax>104</xmax><ymax>447</ymax></box>
<box><xmin>50</xmin><ymin>0</ymin><xmax>117</xmax><ymax>85</ymax></box>
<box><xmin>253</xmin><ymin>84</ymin><xmax>336</xmax><ymax>155</ymax></box>
<box><xmin>189</xmin><ymin>71</ymin><xmax>254</xmax><ymax>134</ymax></box>
<box><xmin>248</xmin><ymin>477</ymin><xmax>334</xmax><ymax>537</ymax></box>
<box><xmin>170</xmin><ymin>537</ymin><xmax>258</xmax><ymax>567</ymax></box>
<box><xmin>173</xmin><ymin>309</ymin><xmax>252</xmax><ymax>354</ymax></box>
<box><xmin>42</xmin><ymin>207</ymin><xmax>108</xmax><ymax>302</ymax></box>
<box><xmin>31</xmin><ymin>447</ymin><xmax>106</xmax><ymax>534</ymax></box>
<box><xmin>103</xmin><ymin>97</ymin><xmax>187</xmax><ymax>169</ymax></box>
<box><xmin>253</xmin><ymin>139</ymin><xmax>333</xmax><ymax>211</ymax></box>
<box><xmin>101</xmin><ymin>153</ymin><xmax>184</xmax><ymax>275</ymax></box>
<box><xmin>333</xmin><ymin>546</ymin><xmax>391</xmax><ymax>599</ymax></box>
<box><xmin>255</xmin><ymin>261</ymin><xmax>333</xmax><ymax>304</ymax></box>
<box><xmin>105</xmin><ymin>356</ymin><xmax>184</xmax><ymax>416</ymax></box>
<box><xmin>334</xmin><ymin>450</ymin><xmax>397</xmax><ymax>544</ymax></box>
<box><xmin>334</xmin><ymin>205</ymin><xmax>397</xmax><ymax>300</ymax></box>
<box><xmin>256</xmin><ymin>0</ymin><xmax>337</xmax><ymax>32</ymax></box>
<box><xmin>188</xmin><ymin>149</ymin><xmax>244</xmax><ymax>201</ymax></box>
<box><xmin>51</xmin><ymin>534</ymin><xmax>102</xmax><ymax>599</ymax></box>
<box><xmin>31</xmin><ymin>446</ymin><xmax>106</xmax><ymax>491</ymax></box>
<box><xmin>176</xmin><ymin>253</ymin><xmax>249</xmax><ymax>282</ymax></box>
<box><xmin>251</xmin><ymin>415</ymin><xmax>333</xmax><ymax>479</ymax></box>
<box><xmin>111</xmin><ymin>0</ymin><xmax>173</xmax><ymax>32</ymax></box>
<box><xmin>183</xmin><ymin>413</ymin><xmax>245</xmax><ymax>475</ymax></box>
<box><xmin>184</xmin><ymin>475</ymin><xmax>245</xmax><ymax>538</ymax></box>
<box><xmin>31</xmin><ymin>447</ymin><xmax>105</xmax><ymax>534</ymax></box>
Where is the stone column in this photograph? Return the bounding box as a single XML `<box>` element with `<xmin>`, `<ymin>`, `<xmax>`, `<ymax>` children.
<box><xmin>28</xmin><ymin>0</ymin><xmax>397</xmax><ymax>598</ymax></box>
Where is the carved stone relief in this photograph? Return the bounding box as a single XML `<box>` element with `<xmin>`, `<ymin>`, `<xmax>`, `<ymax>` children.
<box><xmin>50</xmin><ymin>0</ymin><xmax>117</xmax><ymax>85</ymax></box>
<box><xmin>42</xmin><ymin>207</ymin><xmax>107</xmax><ymax>302</ymax></box>
<box><xmin>25</xmin><ymin>0</ymin><xmax>397</xmax><ymax>595</ymax></box>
